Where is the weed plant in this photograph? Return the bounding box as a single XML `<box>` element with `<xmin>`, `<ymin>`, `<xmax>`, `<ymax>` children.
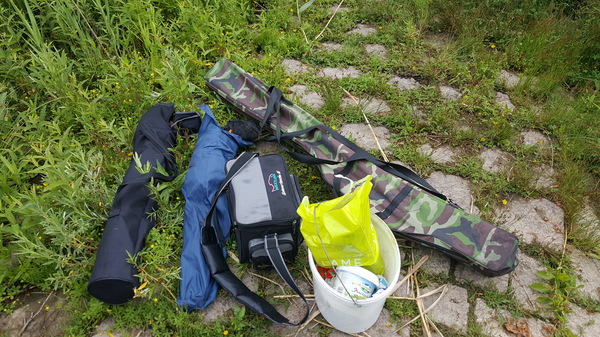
<box><xmin>0</xmin><ymin>0</ymin><xmax>598</xmax><ymax>335</ymax></box>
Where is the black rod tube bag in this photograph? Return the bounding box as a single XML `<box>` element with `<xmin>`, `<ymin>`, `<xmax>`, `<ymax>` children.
<box><xmin>88</xmin><ymin>103</ymin><xmax>201</xmax><ymax>305</ymax></box>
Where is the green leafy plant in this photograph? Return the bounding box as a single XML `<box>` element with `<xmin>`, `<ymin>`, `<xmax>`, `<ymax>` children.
<box><xmin>531</xmin><ymin>268</ymin><xmax>580</xmax><ymax>324</ymax></box>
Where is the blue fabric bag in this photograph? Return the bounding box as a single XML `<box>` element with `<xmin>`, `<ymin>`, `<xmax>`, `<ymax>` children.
<box><xmin>177</xmin><ymin>105</ymin><xmax>251</xmax><ymax>310</ymax></box>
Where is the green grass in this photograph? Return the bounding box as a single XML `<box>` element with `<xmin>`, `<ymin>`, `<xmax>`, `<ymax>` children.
<box><xmin>1</xmin><ymin>0</ymin><xmax>599</xmax><ymax>335</ymax></box>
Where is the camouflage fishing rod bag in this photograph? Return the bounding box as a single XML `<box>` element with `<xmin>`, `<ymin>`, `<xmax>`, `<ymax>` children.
<box><xmin>204</xmin><ymin>58</ymin><xmax>520</xmax><ymax>277</ymax></box>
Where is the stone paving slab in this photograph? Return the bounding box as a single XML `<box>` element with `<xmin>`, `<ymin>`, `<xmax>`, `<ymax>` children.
<box><xmin>532</xmin><ymin>164</ymin><xmax>557</xmax><ymax>190</ymax></box>
<box><xmin>495</xmin><ymin>196</ymin><xmax>565</xmax><ymax>250</ymax></box>
<box><xmin>508</xmin><ymin>252</ymin><xmax>548</xmax><ymax>313</ymax></box>
<box><xmin>474</xmin><ymin>298</ymin><xmax>513</xmax><ymax>337</ymax></box>
<box><xmin>518</xmin><ymin>129</ymin><xmax>552</xmax><ymax>150</ymax></box>
<box><xmin>422</xmin><ymin>284</ymin><xmax>469</xmax><ymax>334</ymax></box>
<box><xmin>474</xmin><ymin>298</ymin><xmax>555</xmax><ymax>337</ymax></box>
<box><xmin>569</xmin><ymin>249</ymin><xmax>600</xmax><ymax>301</ymax></box>
<box><xmin>419</xmin><ymin>144</ymin><xmax>459</xmax><ymax>165</ymax></box>
<box><xmin>497</xmin><ymin>69</ymin><xmax>521</xmax><ymax>89</ymax></box>
<box><xmin>328</xmin><ymin>5</ymin><xmax>349</xmax><ymax>15</ymax></box>
<box><xmin>341</xmin><ymin>96</ymin><xmax>390</xmax><ymax>115</ymax></box>
<box><xmin>495</xmin><ymin>91</ymin><xmax>516</xmax><ymax>111</ymax></box>
<box><xmin>316</xmin><ymin>66</ymin><xmax>362</xmax><ymax>79</ymax></box>
<box><xmin>439</xmin><ymin>85</ymin><xmax>463</xmax><ymax>100</ymax></box>
<box><xmin>281</xmin><ymin>59</ymin><xmax>313</xmax><ymax>75</ymax></box>
<box><xmin>0</xmin><ymin>292</ymin><xmax>68</xmax><ymax>337</ymax></box>
<box><xmin>426</xmin><ymin>171</ymin><xmax>481</xmax><ymax>216</ymax></box>
<box><xmin>320</xmin><ymin>42</ymin><xmax>343</xmax><ymax>51</ymax></box>
<box><xmin>364</xmin><ymin>43</ymin><xmax>387</xmax><ymax>58</ymax></box>
<box><xmin>346</xmin><ymin>23</ymin><xmax>378</xmax><ymax>36</ymax></box>
<box><xmin>479</xmin><ymin>147</ymin><xmax>514</xmax><ymax>173</ymax></box>
<box><xmin>289</xmin><ymin>84</ymin><xmax>325</xmax><ymax>110</ymax></box>
<box><xmin>337</xmin><ymin>123</ymin><xmax>391</xmax><ymax>151</ymax></box>
<box><xmin>566</xmin><ymin>304</ymin><xmax>600</xmax><ymax>336</ymax></box>
<box><xmin>388</xmin><ymin>76</ymin><xmax>421</xmax><ymax>91</ymax></box>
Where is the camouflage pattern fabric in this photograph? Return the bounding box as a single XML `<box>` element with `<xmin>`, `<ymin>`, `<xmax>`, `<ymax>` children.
<box><xmin>205</xmin><ymin>58</ymin><xmax>519</xmax><ymax>276</ymax></box>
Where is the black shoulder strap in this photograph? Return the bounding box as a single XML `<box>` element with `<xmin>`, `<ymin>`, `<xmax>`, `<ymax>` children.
<box><xmin>201</xmin><ymin>152</ymin><xmax>309</xmax><ymax>326</ymax></box>
<box><xmin>260</xmin><ymin>89</ymin><xmax>455</xmax><ymax>205</ymax></box>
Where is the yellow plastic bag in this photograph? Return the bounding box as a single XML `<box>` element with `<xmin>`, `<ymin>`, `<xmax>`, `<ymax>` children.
<box><xmin>297</xmin><ymin>176</ymin><xmax>384</xmax><ymax>274</ymax></box>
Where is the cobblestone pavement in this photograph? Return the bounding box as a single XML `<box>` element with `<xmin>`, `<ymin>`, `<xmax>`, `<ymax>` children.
<box><xmin>2</xmin><ymin>9</ymin><xmax>599</xmax><ymax>337</ymax></box>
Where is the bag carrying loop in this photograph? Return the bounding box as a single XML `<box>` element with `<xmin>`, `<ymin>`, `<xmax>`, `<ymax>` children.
<box><xmin>201</xmin><ymin>152</ymin><xmax>309</xmax><ymax>326</ymax></box>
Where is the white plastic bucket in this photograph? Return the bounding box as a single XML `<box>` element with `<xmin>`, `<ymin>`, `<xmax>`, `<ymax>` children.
<box><xmin>308</xmin><ymin>213</ymin><xmax>401</xmax><ymax>334</ymax></box>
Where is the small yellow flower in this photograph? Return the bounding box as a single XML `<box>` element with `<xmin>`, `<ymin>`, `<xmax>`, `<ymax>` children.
<box><xmin>289</xmin><ymin>8</ymin><xmax>294</xmax><ymax>12</ymax></box>
<box><xmin>38</xmin><ymin>236</ymin><xmax>42</xmax><ymax>240</ymax></box>
<box><xmin>223</xmin><ymin>331</ymin><xmax>229</xmax><ymax>335</ymax></box>
<box><xmin>379</xmin><ymin>26</ymin><xmax>383</xmax><ymax>29</ymax></box>
<box><xmin>285</xmin><ymin>78</ymin><xmax>291</xmax><ymax>82</ymax></box>
<box><xmin>45</xmin><ymin>306</ymin><xmax>50</xmax><ymax>310</ymax></box>
<box><xmin>502</xmin><ymin>199</ymin><xmax>507</xmax><ymax>205</ymax></box>
<box><xmin>127</xmin><ymin>152</ymin><xmax>133</xmax><ymax>156</ymax></box>
<box><xmin>43</xmin><ymin>183</ymin><xmax>49</xmax><ymax>187</ymax></box>
<box><xmin>331</xmin><ymin>126</ymin><xmax>337</xmax><ymax>130</ymax></box>
<box><xmin>209</xmin><ymin>104</ymin><xmax>214</xmax><ymax>109</ymax></box>
<box><xmin>490</xmin><ymin>44</ymin><xmax>496</xmax><ymax>49</ymax></box>
<box><xmin>480</xmin><ymin>138</ymin><xmax>486</xmax><ymax>142</ymax></box>
<box><xmin>138</xmin><ymin>56</ymin><xmax>143</xmax><ymax>60</ymax></box>
<box><xmin>153</xmin><ymin>298</ymin><xmax>158</xmax><ymax>302</ymax></box>
<box><xmin>150</xmin><ymin>244</ymin><xmax>155</xmax><ymax>248</ymax></box>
